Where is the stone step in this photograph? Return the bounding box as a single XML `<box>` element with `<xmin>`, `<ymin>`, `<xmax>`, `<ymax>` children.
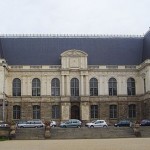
<box><xmin>15</xmin><ymin>128</ymin><xmax>45</xmax><ymax>140</ymax></box>
<box><xmin>50</xmin><ymin>127</ymin><xmax>135</xmax><ymax>139</ymax></box>
<box><xmin>140</xmin><ymin>126</ymin><xmax>150</xmax><ymax>137</ymax></box>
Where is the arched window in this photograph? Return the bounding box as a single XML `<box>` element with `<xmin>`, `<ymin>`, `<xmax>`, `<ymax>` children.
<box><xmin>128</xmin><ymin>104</ymin><xmax>136</xmax><ymax>118</ymax></box>
<box><xmin>51</xmin><ymin>78</ymin><xmax>60</xmax><ymax>96</ymax></box>
<box><xmin>109</xmin><ymin>105</ymin><xmax>117</xmax><ymax>118</ymax></box>
<box><xmin>127</xmin><ymin>78</ymin><xmax>136</xmax><ymax>95</ymax></box>
<box><xmin>71</xmin><ymin>78</ymin><xmax>79</xmax><ymax>96</ymax></box>
<box><xmin>32</xmin><ymin>78</ymin><xmax>41</xmax><ymax>96</ymax></box>
<box><xmin>13</xmin><ymin>78</ymin><xmax>21</xmax><ymax>96</ymax></box>
<box><xmin>33</xmin><ymin>105</ymin><xmax>40</xmax><ymax>119</ymax></box>
<box><xmin>13</xmin><ymin>105</ymin><xmax>21</xmax><ymax>119</ymax></box>
<box><xmin>108</xmin><ymin>78</ymin><xmax>117</xmax><ymax>96</ymax></box>
<box><xmin>90</xmin><ymin>78</ymin><xmax>98</xmax><ymax>96</ymax></box>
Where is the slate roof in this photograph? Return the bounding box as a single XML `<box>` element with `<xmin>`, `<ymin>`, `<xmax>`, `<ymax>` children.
<box><xmin>0</xmin><ymin>34</ymin><xmax>146</xmax><ymax>65</ymax></box>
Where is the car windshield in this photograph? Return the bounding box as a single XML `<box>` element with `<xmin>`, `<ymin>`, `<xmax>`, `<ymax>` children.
<box><xmin>92</xmin><ymin>120</ymin><xmax>96</xmax><ymax>123</ymax></box>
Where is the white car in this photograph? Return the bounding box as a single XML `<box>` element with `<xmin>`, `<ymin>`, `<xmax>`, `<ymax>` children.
<box><xmin>85</xmin><ymin>120</ymin><xmax>108</xmax><ymax>128</ymax></box>
<box><xmin>50</xmin><ymin>121</ymin><xmax>57</xmax><ymax>127</ymax></box>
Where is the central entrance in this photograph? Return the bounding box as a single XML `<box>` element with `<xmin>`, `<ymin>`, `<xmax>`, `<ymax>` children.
<box><xmin>71</xmin><ymin>104</ymin><xmax>80</xmax><ymax>120</ymax></box>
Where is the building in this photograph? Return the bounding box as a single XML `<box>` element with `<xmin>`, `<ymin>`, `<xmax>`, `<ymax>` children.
<box><xmin>0</xmin><ymin>29</ymin><xmax>150</xmax><ymax>124</ymax></box>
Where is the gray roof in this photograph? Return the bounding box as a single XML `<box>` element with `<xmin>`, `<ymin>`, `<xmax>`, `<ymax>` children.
<box><xmin>0</xmin><ymin>35</ymin><xmax>145</xmax><ymax>65</ymax></box>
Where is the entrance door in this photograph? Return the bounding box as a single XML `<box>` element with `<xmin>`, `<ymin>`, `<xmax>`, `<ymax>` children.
<box><xmin>71</xmin><ymin>105</ymin><xmax>80</xmax><ymax>120</ymax></box>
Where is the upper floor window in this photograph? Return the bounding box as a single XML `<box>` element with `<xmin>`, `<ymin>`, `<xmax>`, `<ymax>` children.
<box><xmin>71</xmin><ymin>78</ymin><xmax>79</xmax><ymax>96</ymax></box>
<box><xmin>13</xmin><ymin>78</ymin><xmax>21</xmax><ymax>96</ymax></box>
<box><xmin>128</xmin><ymin>104</ymin><xmax>136</xmax><ymax>118</ymax></box>
<box><xmin>127</xmin><ymin>78</ymin><xmax>136</xmax><ymax>96</ymax></box>
<box><xmin>13</xmin><ymin>105</ymin><xmax>21</xmax><ymax>119</ymax></box>
<box><xmin>51</xmin><ymin>78</ymin><xmax>60</xmax><ymax>96</ymax></box>
<box><xmin>90</xmin><ymin>78</ymin><xmax>98</xmax><ymax>96</ymax></box>
<box><xmin>108</xmin><ymin>78</ymin><xmax>117</xmax><ymax>96</ymax></box>
<box><xmin>32</xmin><ymin>78</ymin><xmax>41</xmax><ymax>96</ymax></box>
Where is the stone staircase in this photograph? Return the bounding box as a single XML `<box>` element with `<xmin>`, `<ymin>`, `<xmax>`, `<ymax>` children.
<box><xmin>13</xmin><ymin>126</ymin><xmax>150</xmax><ymax>140</ymax></box>
<box><xmin>50</xmin><ymin>127</ymin><xmax>135</xmax><ymax>139</ymax></box>
<box><xmin>14</xmin><ymin>128</ymin><xmax>45</xmax><ymax>140</ymax></box>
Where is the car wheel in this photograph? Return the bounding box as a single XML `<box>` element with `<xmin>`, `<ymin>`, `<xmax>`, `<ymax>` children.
<box><xmin>77</xmin><ymin>125</ymin><xmax>81</xmax><ymax>128</ymax></box>
<box><xmin>90</xmin><ymin>125</ymin><xmax>94</xmax><ymax>128</ymax></box>
<box><xmin>103</xmin><ymin>125</ymin><xmax>107</xmax><ymax>128</ymax></box>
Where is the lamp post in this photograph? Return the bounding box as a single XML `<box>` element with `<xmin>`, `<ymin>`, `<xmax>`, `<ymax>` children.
<box><xmin>2</xmin><ymin>62</ymin><xmax>6</xmax><ymax>121</ymax></box>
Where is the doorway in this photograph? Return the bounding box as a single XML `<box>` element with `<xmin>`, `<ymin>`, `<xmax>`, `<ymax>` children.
<box><xmin>71</xmin><ymin>105</ymin><xmax>80</xmax><ymax>120</ymax></box>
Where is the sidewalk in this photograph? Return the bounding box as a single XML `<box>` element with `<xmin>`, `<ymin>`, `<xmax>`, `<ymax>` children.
<box><xmin>0</xmin><ymin>138</ymin><xmax>150</xmax><ymax>150</ymax></box>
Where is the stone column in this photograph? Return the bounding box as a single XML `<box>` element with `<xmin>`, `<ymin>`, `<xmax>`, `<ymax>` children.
<box><xmin>61</xmin><ymin>75</ymin><xmax>65</xmax><ymax>96</ymax></box>
<box><xmin>81</xmin><ymin>102</ymin><xmax>89</xmax><ymax>121</ymax></box>
<box><xmin>66</xmin><ymin>75</ymin><xmax>70</xmax><ymax>96</ymax></box>
<box><xmin>61</xmin><ymin>102</ymin><xmax>70</xmax><ymax>120</ymax></box>
<box><xmin>80</xmin><ymin>75</ymin><xmax>84</xmax><ymax>96</ymax></box>
<box><xmin>85</xmin><ymin>75</ymin><xmax>89</xmax><ymax>96</ymax></box>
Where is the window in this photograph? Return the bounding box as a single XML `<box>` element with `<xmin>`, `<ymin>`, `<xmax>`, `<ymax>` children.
<box><xmin>52</xmin><ymin>105</ymin><xmax>60</xmax><ymax>119</ymax></box>
<box><xmin>13</xmin><ymin>78</ymin><xmax>21</xmax><ymax>96</ymax></box>
<box><xmin>127</xmin><ymin>78</ymin><xmax>136</xmax><ymax>95</ymax></box>
<box><xmin>91</xmin><ymin>105</ymin><xmax>98</xmax><ymax>119</ymax></box>
<box><xmin>33</xmin><ymin>105</ymin><xmax>40</xmax><ymax>119</ymax></box>
<box><xmin>13</xmin><ymin>105</ymin><xmax>21</xmax><ymax>119</ymax></box>
<box><xmin>108</xmin><ymin>78</ymin><xmax>117</xmax><ymax>96</ymax></box>
<box><xmin>90</xmin><ymin>78</ymin><xmax>98</xmax><ymax>96</ymax></box>
<box><xmin>32</xmin><ymin>78</ymin><xmax>41</xmax><ymax>96</ymax></box>
<box><xmin>109</xmin><ymin>105</ymin><xmax>117</xmax><ymax>118</ymax></box>
<box><xmin>128</xmin><ymin>104</ymin><xmax>136</xmax><ymax>118</ymax></box>
<box><xmin>51</xmin><ymin>78</ymin><xmax>60</xmax><ymax>96</ymax></box>
<box><xmin>71</xmin><ymin>78</ymin><xmax>79</xmax><ymax>96</ymax></box>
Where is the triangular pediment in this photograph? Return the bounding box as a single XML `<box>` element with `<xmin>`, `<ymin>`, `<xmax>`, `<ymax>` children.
<box><xmin>61</xmin><ymin>49</ymin><xmax>88</xmax><ymax>57</ymax></box>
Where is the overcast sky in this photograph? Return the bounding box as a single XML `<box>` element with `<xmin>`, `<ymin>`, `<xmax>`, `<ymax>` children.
<box><xmin>0</xmin><ymin>0</ymin><xmax>150</xmax><ymax>35</ymax></box>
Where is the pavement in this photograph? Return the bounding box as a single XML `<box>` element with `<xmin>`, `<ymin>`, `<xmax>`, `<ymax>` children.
<box><xmin>0</xmin><ymin>138</ymin><xmax>150</xmax><ymax>150</ymax></box>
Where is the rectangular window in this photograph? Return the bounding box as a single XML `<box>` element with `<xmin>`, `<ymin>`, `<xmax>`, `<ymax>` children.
<box><xmin>52</xmin><ymin>105</ymin><xmax>60</xmax><ymax>119</ymax></box>
<box><xmin>109</xmin><ymin>105</ymin><xmax>117</xmax><ymax>118</ymax></box>
<box><xmin>91</xmin><ymin>105</ymin><xmax>98</xmax><ymax>119</ymax></box>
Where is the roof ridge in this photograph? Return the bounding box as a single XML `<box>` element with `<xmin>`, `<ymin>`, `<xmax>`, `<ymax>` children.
<box><xmin>0</xmin><ymin>34</ymin><xmax>144</xmax><ymax>38</ymax></box>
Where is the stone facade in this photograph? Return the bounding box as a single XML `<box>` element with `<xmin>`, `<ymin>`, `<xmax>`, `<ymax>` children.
<box><xmin>0</xmin><ymin>50</ymin><xmax>150</xmax><ymax>124</ymax></box>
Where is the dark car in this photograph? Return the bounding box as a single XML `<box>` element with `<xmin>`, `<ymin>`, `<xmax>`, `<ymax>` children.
<box><xmin>114</xmin><ymin>120</ymin><xmax>131</xmax><ymax>127</ymax></box>
<box><xmin>140</xmin><ymin>119</ymin><xmax>150</xmax><ymax>126</ymax></box>
<box><xmin>60</xmin><ymin>119</ymin><xmax>82</xmax><ymax>128</ymax></box>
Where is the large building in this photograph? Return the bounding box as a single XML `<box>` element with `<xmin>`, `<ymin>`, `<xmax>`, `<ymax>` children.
<box><xmin>0</xmin><ymin>29</ymin><xmax>150</xmax><ymax>124</ymax></box>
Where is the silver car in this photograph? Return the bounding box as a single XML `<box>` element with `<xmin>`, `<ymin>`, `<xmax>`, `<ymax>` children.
<box><xmin>17</xmin><ymin>120</ymin><xmax>45</xmax><ymax>128</ymax></box>
<box><xmin>85</xmin><ymin>120</ymin><xmax>108</xmax><ymax>128</ymax></box>
<box><xmin>60</xmin><ymin>119</ymin><xmax>82</xmax><ymax>128</ymax></box>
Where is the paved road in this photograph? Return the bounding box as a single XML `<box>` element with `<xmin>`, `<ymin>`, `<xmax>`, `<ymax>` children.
<box><xmin>0</xmin><ymin>138</ymin><xmax>150</xmax><ymax>150</ymax></box>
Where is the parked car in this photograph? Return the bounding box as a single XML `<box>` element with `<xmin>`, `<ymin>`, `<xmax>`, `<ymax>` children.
<box><xmin>60</xmin><ymin>119</ymin><xmax>82</xmax><ymax>128</ymax></box>
<box><xmin>85</xmin><ymin>120</ymin><xmax>108</xmax><ymax>128</ymax></box>
<box><xmin>0</xmin><ymin>121</ymin><xmax>10</xmax><ymax>128</ymax></box>
<box><xmin>114</xmin><ymin>120</ymin><xmax>131</xmax><ymax>127</ymax></box>
<box><xmin>50</xmin><ymin>121</ymin><xmax>57</xmax><ymax>127</ymax></box>
<box><xmin>140</xmin><ymin>119</ymin><xmax>150</xmax><ymax>126</ymax></box>
<box><xmin>17</xmin><ymin>119</ymin><xmax>45</xmax><ymax>128</ymax></box>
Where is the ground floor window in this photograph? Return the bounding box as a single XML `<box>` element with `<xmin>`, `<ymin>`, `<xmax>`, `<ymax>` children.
<box><xmin>128</xmin><ymin>104</ymin><xmax>136</xmax><ymax>118</ymax></box>
<box><xmin>13</xmin><ymin>105</ymin><xmax>21</xmax><ymax>119</ymax></box>
<box><xmin>91</xmin><ymin>105</ymin><xmax>98</xmax><ymax>119</ymax></box>
<box><xmin>33</xmin><ymin>105</ymin><xmax>40</xmax><ymax>119</ymax></box>
<box><xmin>52</xmin><ymin>105</ymin><xmax>60</xmax><ymax>119</ymax></box>
<box><xmin>109</xmin><ymin>105</ymin><xmax>117</xmax><ymax>119</ymax></box>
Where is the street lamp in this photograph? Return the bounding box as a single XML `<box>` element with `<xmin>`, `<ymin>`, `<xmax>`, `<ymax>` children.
<box><xmin>2</xmin><ymin>61</ymin><xmax>6</xmax><ymax>121</ymax></box>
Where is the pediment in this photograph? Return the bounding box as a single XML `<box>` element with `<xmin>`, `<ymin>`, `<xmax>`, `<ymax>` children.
<box><xmin>61</xmin><ymin>49</ymin><xmax>88</xmax><ymax>57</ymax></box>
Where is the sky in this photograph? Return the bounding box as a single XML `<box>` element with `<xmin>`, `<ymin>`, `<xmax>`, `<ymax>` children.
<box><xmin>0</xmin><ymin>0</ymin><xmax>150</xmax><ymax>35</ymax></box>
